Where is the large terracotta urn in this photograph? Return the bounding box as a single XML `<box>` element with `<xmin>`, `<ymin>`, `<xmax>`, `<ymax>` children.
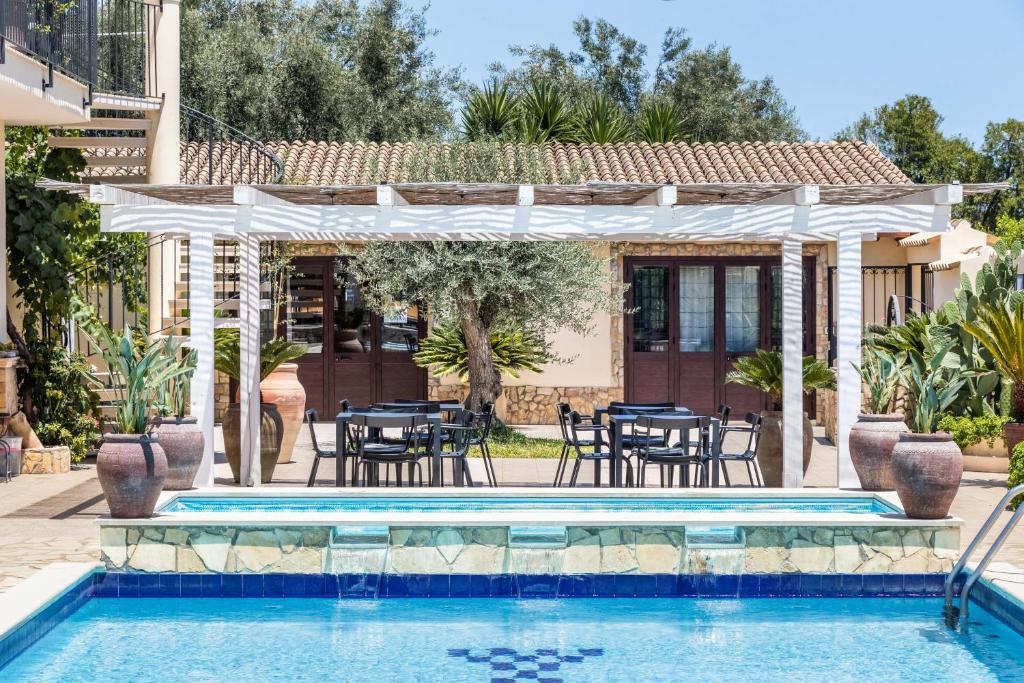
<box><xmin>849</xmin><ymin>414</ymin><xmax>908</xmax><ymax>491</ymax></box>
<box><xmin>891</xmin><ymin>432</ymin><xmax>963</xmax><ymax>519</ymax></box>
<box><xmin>97</xmin><ymin>434</ymin><xmax>167</xmax><ymax>518</ymax></box>
<box><xmin>223</xmin><ymin>403</ymin><xmax>284</xmax><ymax>484</ymax></box>
<box><xmin>260</xmin><ymin>364</ymin><xmax>306</xmax><ymax>463</ymax></box>
<box><xmin>1003</xmin><ymin>422</ymin><xmax>1024</xmax><ymax>459</ymax></box>
<box><xmin>756</xmin><ymin>410</ymin><xmax>813</xmax><ymax>487</ymax></box>
<box><xmin>153</xmin><ymin>416</ymin><xmax>205</xmax><ymax>490</ymax></box>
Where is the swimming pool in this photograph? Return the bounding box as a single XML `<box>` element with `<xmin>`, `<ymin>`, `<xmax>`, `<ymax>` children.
<box><xmin>159</xmin><ymin>494</ymin><xmax>902</xmax><ymax>515</ymax></box>
<box><xmin>4</xmin><ymin>594</ymin><xmax>1023</xmax><ymax>682</ymax></box>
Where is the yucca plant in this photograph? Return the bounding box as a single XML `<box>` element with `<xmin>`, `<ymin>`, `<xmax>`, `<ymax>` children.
<box><xmin>635</xmin><ymin>97</ymin><xmax>688</xmax><ymax>143</ymax></box>
<box><xmin>962</xmin><ymin>298</ymin><xmax>1024</xmax><ymax>421</ymax></box>
<box><xmin>725</xmin><ymin>349</ymin><xmax>836</xmax><ymax>411</ymax></box>
<box><xmin>461</xmin><ymin>79</ymin><xmax>519</xmax><ymax>140</ymax></box>
<box><xmin>516</xmin><ymin>80</ymin><xmax>571</xmax><ymax>143</ymax></box>
<box><xmin>414</xmin><ymin>323</ymin><xmax>550</xmax><ymax>379</ymax></box>
<box><xmin>854</xmin><ymin>347</ymin><xmax>904</xmax><ymax>414</ymax></box>
<box><xmin>567</xmin><ymin>93</ymin><xmax>632</xmax><ymax>144</ymax></box>
<box><xmin>213</xmin><ymin>328</ymin><xmax>307</xmax><ymax>382</ymax></box>
<box><xmin>72</xmin><ymin>298</ymin><xmax>195</xmax><ymax>434</ymax></box>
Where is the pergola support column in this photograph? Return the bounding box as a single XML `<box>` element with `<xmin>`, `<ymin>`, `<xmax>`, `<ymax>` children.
<box><xmin>189</xmin><ymin>233</ymin><xmax>216</xmax><ymax>487</ymax></box>
<box><xmin>781</xmin><ymin>237</ymin><xmax>805</xmax><ymax>488</ymax></box>
<box><xmin>836</xmin><ymin>230</ymin><xmax>863</xmax><ymax>488</ymax></box>
<box><xmin>238</xmin><ymin>232</ymin><xmax>262</xmax><ymax>487</ymax></box>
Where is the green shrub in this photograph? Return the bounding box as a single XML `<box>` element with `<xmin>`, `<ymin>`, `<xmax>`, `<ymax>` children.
<box><xmin>936</xmin><ymin>414</ymin><xmax>1010</xmax><ymax>450</ymax></box>
<box><xmin>1010</xmin><ymin>441</ymin><xmax>1024</xmax><ymax>510</ymax></box>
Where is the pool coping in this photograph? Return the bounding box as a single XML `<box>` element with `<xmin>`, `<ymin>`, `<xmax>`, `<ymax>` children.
<box><xmin>96</xmin><ymin>487</ymin><xmax>965</xmax><ymax>529</ymax></box>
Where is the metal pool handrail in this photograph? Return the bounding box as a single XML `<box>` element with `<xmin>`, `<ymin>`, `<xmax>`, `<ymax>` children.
<box><xmin>944</xmin><ymin>484</ymin><xmax>1024</xmax><ymax>631</ymax></box>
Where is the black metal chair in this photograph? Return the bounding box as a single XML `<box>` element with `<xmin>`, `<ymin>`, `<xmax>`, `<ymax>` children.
<box><xmin>566</xmin><ymin>410</ymin><xmax>633</xmax><ymax>487</ymax></box>
<box><xmin>305</xmin><ymin>409</ymin><xmax>337</xmax><ymax>487</ymax></box>
<box><xmin>715</xmin><ymin>412</ymin><xmax>764</xmax><ymax>487</ymax></box>
<box><xmin>466</xmin><ymin>402</ymin><xmax>497</xmax><ymax>486</ymax></box>
<box><xmin>554</xmin><ymin>402</ymin><xmax>602</xmax><ymax>486</ymax></box>
<box><xmin>632</xmin><ymin>414</ymin><xmax>711</xmax><ymax>488</ymax></box>
<box><xmin>351</xmin><ymin>413</ymin><xmax>430</xmax><ymax>487</ymax></box>
<box><xmin>608</xmin><ymin>401</ymin><xmax>678</xmax><ymax>450</ymax></box>
<box><xmin>438</xmin><ymin>410</ymin><xmax>478</xmax><ymax>487</ymax></box>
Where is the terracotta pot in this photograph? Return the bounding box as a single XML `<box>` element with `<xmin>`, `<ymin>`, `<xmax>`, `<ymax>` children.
<box><xmin>259</xmin><ymin>364</ymin><xmax>306</xmax><ymax>463</ymax></box>
<box><xmin>97</xmin><ymin>434</ymin><xmax>167</xmax><ymax>518</ymax></box>
<box><xmin>891</xmin><ymin>432</ymin><xmax>963</xmax><ymax>519</ymax></box>
<box><xmin>849</xmin><ymin>414</ymin><xmax>908</xmax><ymax>491</ymax></box>
<box><xmin>1003</xmin><ymin>422</ymin><xmax>1024</xmax><ymax>459</ymax></box>
<box><xmin>755</xmin><ymin>410</ymin><xmax>813</xmax><ymax>487</ymax></box>
<box><xmin>222</xmin><ymin>403</ymin><xmax>283</xmax><ymax>484</ymax></box>
<box><xmin>153</xmin><ymin>417</ymin><xmax>205</xmax><ymax>490</ymax></box>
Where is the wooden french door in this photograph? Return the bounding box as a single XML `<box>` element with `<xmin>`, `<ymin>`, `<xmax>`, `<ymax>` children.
<box><xmin>625</xmin><ymin>257</ymin><xmax>812</xmax><ymax>416</ymax></box>
<box><xmin>285</xmin><ymin>256</ymin><xmax>426</xmax><ymax>417</ymax></box>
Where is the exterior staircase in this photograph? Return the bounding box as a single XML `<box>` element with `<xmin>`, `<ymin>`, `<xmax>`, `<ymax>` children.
<box><xmin>51</xmin><ymin>99</ymin><xmax>159</xmax><ymax>183</ymax></box>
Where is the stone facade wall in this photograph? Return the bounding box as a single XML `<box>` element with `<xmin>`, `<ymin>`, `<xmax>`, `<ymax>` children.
<box><xmin>101</xmin><ymin>523</ymin><xmax>958</xmax><ymax>576</ymax></box>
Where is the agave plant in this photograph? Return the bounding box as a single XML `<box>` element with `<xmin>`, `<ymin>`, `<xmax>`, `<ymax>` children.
<box><xmin>461</xmin><ymin>79</ymin><xmax>519</xmax><ymax>140</ymax></box>
<box><xmin>853</xmin><ymin>347</ymin><xmax>903</xmax><ymax>414</ymax></box>
<box><xmin>725</xmin><ymin>349</ymin><xmax>836</xmax><ymax>411</ymax></box>
<box><xmin>635</xmin><ymin>97</ymin><xmax>688</xmax><ymax>143</ymax></box>
<box><xmin>414</xmin><ymin>323</ymin><xmax>550</xmax><ymax>379</ymax></box>
<box><xmin>213</xmin><ymin>329</ymin><xmax>307</xmax><ymax>381</ymax></box>
<box><xmin>72</xmin><ymin>297</ymin><xmax>195</xmax><ymax>435</ymax></box>
<box><xmin>566</xmin><ymin>93</ymin><xmax>632</xmax><ymax>144</ymax></box>
<box><xmin>156</xmin><ymin>336</ymin><xmax>198</xmax><ymax>419</ymax></box>
<box><xmin>903</xmin><ymin>344</ymin><xmax>970</xmax><ymax>433</ymax></box>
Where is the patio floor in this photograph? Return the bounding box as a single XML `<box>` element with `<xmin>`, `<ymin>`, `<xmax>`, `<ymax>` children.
<box><xmin>0</xmin><ymin>423</ymin><xmax>1021</xmax><ymax>593</ymax></box>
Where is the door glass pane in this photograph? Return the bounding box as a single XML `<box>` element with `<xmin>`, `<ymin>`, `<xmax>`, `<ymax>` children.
<box><xmin>725</xmin><ymin>266</ymin><xmax>760</xmax><ymax>353</ymax></box>
<box><xmin>632</xmin><ymin>266</ymin><xmax>669</xmax><ymax>352</ymax></box>
<box><xmin>333</xmin><ymin>266</ymin><xmax>370</xmax><ymax>354</ymax></box>
<box><xmin>286</xmin><ymin>265</ymin><xmax>325</xmax><ymax>354</ymax></box>
<box><xmin>770</xmin><ymin>265</ymin><xmax>809</xmax><ymax>351</ymax></box>
<box><xmin>678</xmin><ymin>266</ymin><xmax>714</xmax><ymax>352</ymax></box>
<box><xmin>381</xmin><ymin>300</ymin><xmax>420</xmax><ymax>353</ymax></box>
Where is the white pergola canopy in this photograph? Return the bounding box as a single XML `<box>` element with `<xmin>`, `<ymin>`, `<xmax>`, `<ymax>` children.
<box><xmin>59</xmin><ymin>179</ymin><xmax>1002</xmax><ymax>489</ymax></box>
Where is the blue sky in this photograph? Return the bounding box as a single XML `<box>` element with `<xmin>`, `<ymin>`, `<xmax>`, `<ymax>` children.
<box><xmin>422</xmin><ymin>0</ymin><xmax>1023</xmax><ymax>144</ymax></box>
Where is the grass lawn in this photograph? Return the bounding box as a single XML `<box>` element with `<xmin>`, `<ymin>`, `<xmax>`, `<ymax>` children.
<box><xmin>486</xmin><ymin>422</ymin><xmax>564</xmax><ymax>458</ymax></box>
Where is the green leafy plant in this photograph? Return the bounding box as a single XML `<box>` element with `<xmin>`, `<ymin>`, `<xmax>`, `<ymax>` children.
<box><xmin>213</xmin><ymin>329</ymin><xmax>306</xmax><ymax>382</ymax></box>
<box><xmin>567</xmin><ymin>93</ymin><xmax>631</xmax><ymax>143</ymax></box>
<box><xmin>962</xmin><ymin>298</ymin><xmax>1024</xmax><ymax>421</ymax></box>
<box><xmin>414</xmin><ymin>323</ymin><xmax>551</xmax><ymax>379</ymax></box>
<box><xmin>1009</xmin><ymin>441</ymin><xmax>1024</xmax><ymax>510</ymax></box>
<box><xmin>903</xmin><ymin>345</ymin><xmax>970</xmax><ymax>434</ymax></box>
<box><xmin>72</xmin><ymin>298</ymin><xmax>195</xmax><ymax>434</ymax></box>
<box><xmin>155</xmin><ymin>337</ymin><xmax>198</xmax><ymax>419</ymax></box>
<box><xmin>516</xmin><ymin>80</ymin><xmax>571</xmax><ymax>143</ymax></box>
<box><xmin>724</xmin><ymin>349</ymin><xmax>836</xmax><ymax>411</ymax></box>
<box><xmin>936</xmin><ymin>413</ymin><xmax>1010</xmax><ymax>450</ymax></box>
<box><xmin>462</xmin><ymin>79</ymin><xmax>519</xmax><ymax>140</ymax></box>
<box><xmin>854</xmin><ymin>347</ymin><xmax>903</xmax><ymax>414</ymax></box>
<box><xmin>635</xmin><ymin>97</ymin><xmax>687</xmax><ymax>143</ymax></box>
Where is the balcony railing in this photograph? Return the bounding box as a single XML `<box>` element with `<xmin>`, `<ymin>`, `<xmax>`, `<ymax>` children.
<box><xmin>1</xmin><ymin>0</ymin><xmax>159</xmax><ymax>99</ymax></box>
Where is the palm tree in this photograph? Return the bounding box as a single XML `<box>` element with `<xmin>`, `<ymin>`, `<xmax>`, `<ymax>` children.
<box><xmin>962</xmin><ymin>299</ymin><xmax>1024</xmax><ymax>421</ymax></box>
<box><xmin>725</xmin><ymin>349</ymin><xmax>836</xmax><ymax>411</ymax></box>
<box><xmin>566</xmin><ymin>93</ymin><xmax>631</xmax><ymax>144</ymax></box>
<box><xmin>635</xmin><ymin>97</ymin><xmax>688</xmax><ymax>143</ymax></box>
<box><xmin>461</xmin><ymin>79</ymin><xmax>519</xmax><ymax>140</ymax></box>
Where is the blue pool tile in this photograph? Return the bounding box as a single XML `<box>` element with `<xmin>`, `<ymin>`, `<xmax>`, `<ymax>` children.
<box><xmin>304</xmin><ymin>574</ymin><xmax>326</xmax><ymax>597</ymax></box>
<box><xmin>923</xmin><ymin>574</ymin><xmax>945</xmax><ymax>595</ymax></box>
<box><xmin>840</xmin><ymin>574</ymin><xmax>863</xmax><ymax>597</ymax></box>
<box><xmin>518</xmin><ymin>575</ymin><xmax>558</xmax><ymax>598</ymax></box>
<box><xmin>405</xmin><ymin>574</ymin><xmax>431</xmax><ymax>597</ymax></box>
<box><xmin>694</xmin><ymin>574</ymin><xmax>717</xmax><ymax>597</ymax></box>
<box><xmin>94</xmin><ymin>572</ymin><xmax>118</xmax><ymax>598</ymax></box>
<box><xmin>557</xmin><ymin>575</ymin><xmax>575</xmax><ymax>598</ymax></box>
<box><xmin>902</xmin><ymin>573</ymin><xmax>926</xmax><ymax>596</ymax></box>
<box><xmin>242</xmin><ymin>574</ymin><xmax>264</xmax><ymax>598</ymax></box>
<box><xmin>117</xmin><ymin>573</ymin><xmax>139</xmax><ymax>598</ymax></box>
<box><xmin>634</xmin><ymin>574</ymin><xmax>657</xmax><ymax>597</ymax></box>
<box><xmin>384</xmin><ymin>574</ymin><xmax>407</xmax><ymax>597</ymax></box>
<box><xmin>281</xmin><ymin>573</ymin><xmax>305</xmax><ymax>597</ymax></box>
<box><xmin>676</xmin><ymin>575</ymin><xmax>696</xmax><ymax>597</ymax></box>
<box><xmin>468</xmin><ymin>574</ymin><xmax>490</xmax><ymax>597</ymax></box>
<box><xmin>323</xmin><ymin>574</ymin><xmax>339</xmax><ymax>597</ymax></box>
<box><xmin>572</xmin><ymin>574</ymin><xmax>594</xmax><ymax>597</ymax></box>
<box><xmin>882</xmin><ymin>574</ymin><xmax>904</xmax><ymax>596</ymax></box>
<box><xmin>179</xmin><ymin>574</ymin><xmax>203</xmax><ymax>597</ymax></box>
<box><xmin>138</xmin><ymin>573</ymin><xmax>161</xmax><ymax>598</ymax></box>
<box><xmin>220</xmin><ymin>574</ymin><xmax>244</xmax><ymax>597</ymax></box>
<box><xmin>819</xmin><ymin>574</ymin><xmax>843</xmax><ymax>597</ymax></box>
<box><xmin>715</xmin><ymin>574</ymin><xmax>740</xmax><ymax>598</ymax></box>
<box><xmin>799</xmin><ymin>574</ymin><xmax>822</xmax><ymax>597</ymax></box>
<box><xmin>779</xmin><ymin>574</ymin><xmax>801</xmax><ymax>597</ymax></box>
<box><xmin>613</xmin><ymin>574</ymin><xmax>637</xmax><ymax>598</ymax></box>
<box><xmin>200</xmin><ymin>573</ymin><xmax>222</xmax><ymax>597</ymax></box>
<box><xmin>862</xmin><ymin>574</ymin><xmax>884</xmax><ymax>596</ymax></box>
<box><xmin>263</xmin><ymin>574</ymin><xmax>285</xmax><ymax>597</ymax></box>
<box><xmin>427</xmin><ymin>574</ymin><xmax>450</xmax><ymax>597</ymax></box>
<box><xmin>758</xmin><ymin>574</ymin><xmax>782</xmax><ymax>597</ymax></box>
<box><xmin>739</xmin><ymin>574</ymin><xmax>760</xmax><ymax>597</ymax></box>
<box><xmin>592</xmin><ymin>574</ymin><xmax>615</xmax><ymax>597</ymax></box>
<box><xmin>655</xmin><ymin>574</ymin><xmax>677</xmax><ymax>597</ymax></box>
<box><xmin>489</xmin><ymin>575</ymin><xmax>514</xmax><ymax>598</ymax></box>
<box><xmin>449</xmin><ymin>574</ymin><xmax>472</xmax><ymax>598</ymax></box>
<box><xmin>158</xmin><ymin>573</ymin><xmax>181</xmax><ymax>597</ymax></box>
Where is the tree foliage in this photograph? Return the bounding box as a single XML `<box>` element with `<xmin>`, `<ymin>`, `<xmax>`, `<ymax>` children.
<box><xmin>724</xmin><ymin>349</ymin><xmax>835</xmax><ymax>411</ymax></box>
<box><xmin>414</xmin><ymin>323</ymin><xmax>551</xmax><ymax>380</ymax></box>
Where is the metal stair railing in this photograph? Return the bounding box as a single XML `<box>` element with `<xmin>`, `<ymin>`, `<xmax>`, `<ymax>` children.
<box><xmin>944</xmin><ymin>484</ymin><xmax>1024</xmax><ymax>631</ymax></box>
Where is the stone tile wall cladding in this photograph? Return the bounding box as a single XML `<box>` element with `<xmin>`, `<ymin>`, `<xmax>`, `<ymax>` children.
<box><xmin>101</xmin><ymin>524</ymin><xmax>957</xmax><ymax>575</ymax></box>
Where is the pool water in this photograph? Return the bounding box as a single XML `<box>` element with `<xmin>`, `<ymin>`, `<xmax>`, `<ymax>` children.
<box><xmin>159</xmin><ymin>495</ymin><xmax>901</xmax><ymax>515</ymax></box>
<box><xmin>4</xmin><ymin>598</ymin><xmax>1022</xmax><ymax>682</ymax></box>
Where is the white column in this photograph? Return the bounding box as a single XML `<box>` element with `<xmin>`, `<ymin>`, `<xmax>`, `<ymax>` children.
<box><xmin>146</xmin><ymin>0</ymin><xmax>180</xmax><ymax>185</ymax></box>
<box><xmin>238</xmin><ymin>233</ymin><xmax>262</xmax><ymax>487</ymax></box>
<box><xmin>836</xmin><ymin>230</ymin><xmax>862</xmax><ymax>488</ymax></box>
<box><xmin>189</xmin><ymin>234</ymin><xmax>216</xmax><ymax>487</ymax></box>
<box><xmin>781</xmin><ymin>237</ymin><xmax>804</xmax><ymax>488</ymax></box>
<box><xmin>0</xmin><ymin>121</ymin><xmax>7</xmax><ymax>344</ymax></box>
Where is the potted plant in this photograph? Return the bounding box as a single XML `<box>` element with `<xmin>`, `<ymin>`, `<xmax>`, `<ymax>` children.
<box><xmin>849</xmin><ymin>347</ymin><xmax>908</xmax><ymax>490</ymax></box>
<box><xmin>962</xmin><ymin>299</ymin><xmax>1024</xmax><ymax>457</ymax></box>
<box><xmin>75</xmin><ymin>307</ymin><xmax>194</xmax><ymax>518</ymax></box>
<box><xmin>725</xmin><ymin>349</ymin><xmax>836</xmax><ymax>487</ymax></box>
<box><xmin>890</xmin><ymin>345</ymin><xmax>966</xmax><ymax>519</ymax></box>
<box><xmin>0</xmin><ymin>342</ymin><xmax>19</xmax><ymax>359</ymax></box>
<box><xmin>214</xmin><ymin>329</ymin><xmax>305</xmax><ymax>483</ymax></box>
<box><xmin>153</xmin><ymin>338</ymin><xmax>204</xmax><ymax>490</ymax></box>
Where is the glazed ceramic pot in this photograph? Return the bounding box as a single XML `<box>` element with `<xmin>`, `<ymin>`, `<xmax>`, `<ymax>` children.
<box><xmin>849</xmin><ymin>414</ymin><xmax>908</xmax><ymax>491</ymax></box>
<box><xmin>891</xmin><ymin>432</ymin><xmax>963</xmax><ymax>519</ymax></box>
<box><xmin>756</xmin><ymin>410</ymin><xmax>814</xmax><ymax>487</ymax></box>
<box><xmin>259</xmin><ymin>364</ymin><xmax>306</xmax><ymax>464</ymax></box>
<box><xmin>97</xmin><ymin>434</ymin><xmax>167</xmax><ymax>518</ymax></box>
<box><xmin>153</xmin><ymin>416</ymin><xmax>205</xmax><ymax>490</ymax></box>
<box><xmin>222</xmin><ymin>403</ymin><xmax>284</xmax><ymax>484</ymax></box>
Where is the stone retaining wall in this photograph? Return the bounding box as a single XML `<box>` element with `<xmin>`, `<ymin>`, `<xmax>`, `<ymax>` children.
<box><xmin>100</xmin><ymin>524</ymin><xmax>958</xmax><ymax>576</ymax></box>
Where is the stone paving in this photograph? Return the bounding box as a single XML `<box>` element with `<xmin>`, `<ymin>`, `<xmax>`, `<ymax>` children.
<box><xmin>0</xmin><ymin>424</ymin><xmax>1021</xmax><ymax>592</ymax></box>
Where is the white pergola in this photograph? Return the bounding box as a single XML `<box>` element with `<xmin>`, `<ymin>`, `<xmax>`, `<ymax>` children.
<box><xmin>65</xmin><ymin>179</ymin><xmax>1002</xmax><ymax>489</ymax></box>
